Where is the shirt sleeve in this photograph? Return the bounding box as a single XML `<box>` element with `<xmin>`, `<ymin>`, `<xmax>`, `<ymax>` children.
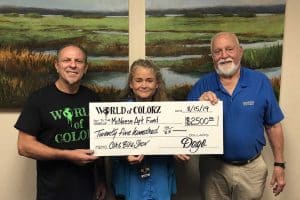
<box><xmin>263</xmin><ymin>77</ymin><xmax>284</xmax><ymax>125</ymax></box>
<box><xmin>14</xmin><ymin>94</ymin><xmax>42</xmax><ymax>136</ymax></box>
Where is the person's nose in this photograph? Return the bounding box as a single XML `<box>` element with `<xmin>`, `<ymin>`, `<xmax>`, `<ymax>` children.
<box><xmin>69</xmin><ymin>60</ymin><xmax>77</xmax><ymax>68</ymax></box>
<box><xmin>141</xmin><ymin>81</ymin><xmax>147</xmax><ymax>88</ymax></box>
<box><xmin>220</xmin><ymin>49</ymin><xmax>229</xmax><ymax>59</ymax></box>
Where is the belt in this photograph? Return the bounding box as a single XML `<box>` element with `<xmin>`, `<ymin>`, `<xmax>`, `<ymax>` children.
<box><xmin>221</xmin><ymin>153</ymin><xmax>261</xmax><ymax>166</ymax></box>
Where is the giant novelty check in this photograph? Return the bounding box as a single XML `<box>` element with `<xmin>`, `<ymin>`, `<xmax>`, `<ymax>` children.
<box><xmin>89</xmin><ymin>101</ymin><xmax>223</xmax><ymax>156</ymax></box>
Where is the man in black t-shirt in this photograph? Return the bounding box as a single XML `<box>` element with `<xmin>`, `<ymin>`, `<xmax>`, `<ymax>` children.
<box><xmin>15</xmin><ymin>44</ymin><xmax>106</xmax><ymax>200</ymax></box>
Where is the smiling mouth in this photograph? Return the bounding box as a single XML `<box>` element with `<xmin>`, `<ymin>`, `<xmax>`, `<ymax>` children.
<box><xmin>219</xmin><ymin>60</ymin><xmax>232</xmax><ymax>65</ymax></box>
<box><xmin>139</xmin><ymin>90</ymin><xmax>151</xmax><ymax>93</ymax></box>
<box><xmin>67</xmin><ymin>71</ymin><xmax>79</xmax><ymax>75</ymax></box>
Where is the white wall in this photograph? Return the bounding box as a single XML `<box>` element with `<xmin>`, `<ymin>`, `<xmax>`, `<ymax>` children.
<box><xmin>1</xmin><ymin>0</ymin><xmax>299</xmax><ymax>199</ymax></box>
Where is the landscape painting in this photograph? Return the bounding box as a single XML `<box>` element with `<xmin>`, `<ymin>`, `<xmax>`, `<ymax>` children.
<box><xmin>0</xmin><ymin>0</ymin><xmax>129</xmax><ymax>108</ymax></box>
<box><xmin>145</xmin><ymin>0</ymin><xmax>285</xmax><ymax>100</ymax></box>
<box><xmin>0</xmin><ymin>0</ymin><xmax>285</xmax><ymax>108</ymax></box>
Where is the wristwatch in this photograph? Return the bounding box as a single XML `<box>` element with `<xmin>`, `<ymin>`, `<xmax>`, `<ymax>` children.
<box><xmin>274</xmin><ymin>162</ymin><xmax>285</xmax><ymax>169</ymax></box>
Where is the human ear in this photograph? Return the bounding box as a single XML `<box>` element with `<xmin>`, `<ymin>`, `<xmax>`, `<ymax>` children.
<box><xmin>54</xmin><ymin>61</ymin><xmax>59</xmax><ymax>73</ymax></box>
<box><xmin>84</xmin><ymin>64</ymin><xmax>88</xmax><ymax>74</ymax></box>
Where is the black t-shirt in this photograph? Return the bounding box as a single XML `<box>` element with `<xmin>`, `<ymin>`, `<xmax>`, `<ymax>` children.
<box><xmin>15</xmin><ymin>83</ymin><xmax>99</xmax><ymax>200</ymax></box>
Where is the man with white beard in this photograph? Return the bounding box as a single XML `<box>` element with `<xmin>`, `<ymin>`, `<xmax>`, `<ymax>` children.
<box><xmin>186</xmin><ymin>32</ymin><xmax>286</xmax><ymax>200</ymax></box>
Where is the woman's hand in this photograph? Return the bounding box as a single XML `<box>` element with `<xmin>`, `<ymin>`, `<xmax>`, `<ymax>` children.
<box><xmin>127</xmin><ymin>155</ymin><xmax>144</xmax><ymax>164</ymax></box>
<box><xmin>174</xmin><ymin>154</ymin><xmax>191</xmax><ymax>162</ymax></box>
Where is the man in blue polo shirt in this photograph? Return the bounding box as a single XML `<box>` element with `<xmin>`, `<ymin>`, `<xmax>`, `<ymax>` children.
<box><xmin>187</xmin><ymin>32</ymin><xmax>286</xmax><ymax>199</ymax></box>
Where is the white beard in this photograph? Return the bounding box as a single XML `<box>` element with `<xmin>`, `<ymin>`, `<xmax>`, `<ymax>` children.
<box><xmin>215</xmin><ymin>58</ymin><xmax>240</xmax><ymax>78</ymax></box>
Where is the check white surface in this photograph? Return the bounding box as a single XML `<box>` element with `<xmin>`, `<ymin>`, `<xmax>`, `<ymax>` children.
<box><xmin>89</xmin><ymin>101</ymin><xmax>223</xmax><ymax>156</ymax></box>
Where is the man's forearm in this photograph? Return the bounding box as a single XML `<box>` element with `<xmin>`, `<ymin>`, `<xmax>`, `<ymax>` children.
<box><xmin>265</xmin><ymin>123</ymin><xmax>284</xmax><ymax>162</ymax></box>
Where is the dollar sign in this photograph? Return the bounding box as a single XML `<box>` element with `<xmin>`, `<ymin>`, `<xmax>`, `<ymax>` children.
<box><xmin>185</xmin><ymin>117</ymin><xmax>190</xmax><ymax>126</ymax></box>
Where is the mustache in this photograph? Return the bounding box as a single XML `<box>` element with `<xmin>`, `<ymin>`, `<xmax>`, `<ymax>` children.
<box><xmin>218</xmin><ymin>58</ymin><xmax>233</xmax><ymax>65</ymax></box>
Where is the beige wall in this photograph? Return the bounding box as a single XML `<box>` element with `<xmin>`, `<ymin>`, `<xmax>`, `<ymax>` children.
<box><xmin>271</xmin><ymin>0</ymin><xmax>300</xmax><ymax>199</ymax></box>
<box><xmin>1</xmin><ymin>0</ymin><xmax>299</xmax><ymax>199</ymax></box>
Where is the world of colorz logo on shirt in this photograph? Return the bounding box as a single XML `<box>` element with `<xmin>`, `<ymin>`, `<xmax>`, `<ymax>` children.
<box><xmin>49</xmin><ymin>107</ymin><xmax>89</xmax><ymax>144</ymax></box>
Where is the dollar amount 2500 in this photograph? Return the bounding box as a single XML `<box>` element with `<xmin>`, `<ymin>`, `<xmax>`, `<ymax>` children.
<box><xmin>185</xmin><ymin>116</ymin><xmax>215</xmax><ymax>126</ymax></box>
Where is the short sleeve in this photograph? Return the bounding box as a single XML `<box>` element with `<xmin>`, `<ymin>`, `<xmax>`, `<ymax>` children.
<box><xmin>14</xmin><ymin>94</ymin><xmax>42</xmax><ymax>136</ymax></box>
<box><xmin>263</xmin><ymin>77</ymin><xmax>284</xmax><ymax>125</ymax></box>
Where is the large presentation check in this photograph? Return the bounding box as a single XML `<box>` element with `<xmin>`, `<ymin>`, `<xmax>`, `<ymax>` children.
<box><xmin>89</xmin><ymin>101</ymin><xmax>223</xmax><ymax>156</ymax></box>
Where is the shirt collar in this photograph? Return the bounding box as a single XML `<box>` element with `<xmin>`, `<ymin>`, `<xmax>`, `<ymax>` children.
<box><xmin>239</xmin><ymin>67</ymin><xmax>250</xmax><ymax>88</ymax></box>
<box><xmin>214</xmin><ymin>66</ymin><xmax>250</xmax><ymax>90</ymax></box>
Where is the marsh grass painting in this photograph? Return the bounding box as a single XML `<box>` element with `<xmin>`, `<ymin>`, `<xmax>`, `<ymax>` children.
<box><xmin>0</xmin><ymin>0</ymin><xmax>285</xmax><ymax>107</ymax></box>
<box><xmin>0</xmin><ymin>47</ymin><xmax>54</xmax><ymax>106</ymax></box>
<box><xmin>146</xmin><ymin>0</ymin><xmax>285</xmax><ymax>101</ymax></box>
<box><xmin>0</xmin><ymin>1</ymin><xmax>129</xmax><ymax>107</ymax></box>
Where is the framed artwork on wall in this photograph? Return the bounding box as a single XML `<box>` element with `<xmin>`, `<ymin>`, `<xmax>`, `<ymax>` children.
<box><xmin>0</xmin><ymin>0</ymin><xmax>286</xmax><ymax>108</ymax></box>
<box><xmin>145</xmin><ymin>0</ymin><xmax>285</xmax><ymax>100</ymax></box>
<box><xmin>0</xmin><ymin>0</ymin><xmax>129</xmax><ymax>108</ymax></box>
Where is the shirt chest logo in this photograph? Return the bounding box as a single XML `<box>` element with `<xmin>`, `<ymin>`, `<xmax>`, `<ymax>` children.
<box><xmin>242</xmin><ymin>100</ymin><xmax>255</xmax><ymax>106</ymax></box>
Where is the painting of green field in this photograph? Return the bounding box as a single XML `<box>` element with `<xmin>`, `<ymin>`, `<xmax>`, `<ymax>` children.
<box><xmin>0</xmin><ymin>1</ymin><xmax>285</xmax><ymax>107</ymax></box>
<box><xmin>0</xmin><ymin>1</ymin><xmax>129</xmax><ymax>108</ymax></box>
<box><xmin>145</xmin><ymin>1</ymin><xmax>285</xmax><ymax>100</ymax></box>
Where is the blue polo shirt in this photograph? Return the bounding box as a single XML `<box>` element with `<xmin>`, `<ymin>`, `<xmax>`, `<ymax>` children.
<box><xmin>187</xmin><ymin>67</ymin><xmax>284</xmax><ymax>161</ymax></box>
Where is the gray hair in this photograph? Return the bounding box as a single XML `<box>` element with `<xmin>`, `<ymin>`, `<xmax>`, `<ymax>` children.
<box><xmin>210</xmin><ymin>32</ymin><xmax>240</xmax><ymax>53</ymax></box>
<box><xmin>56</xmin><ymin>44</ymin><xmax>87</xmax><ymax>63</ymax></box>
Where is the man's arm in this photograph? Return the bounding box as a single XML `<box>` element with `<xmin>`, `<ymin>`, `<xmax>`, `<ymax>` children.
<box><xmin>265</xmin><ymin>122</ymin><xmax>284</xmax><ymax>162</ymax></box>
<box><xmin>265</xmin><ymin>122</ymin><xmax>286</xmax><ymax>196</ymax></box>
<box><xmin>18</xmin><ymin>131</ymin><xmax>98</xmax><ymax>165</ymax></box>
